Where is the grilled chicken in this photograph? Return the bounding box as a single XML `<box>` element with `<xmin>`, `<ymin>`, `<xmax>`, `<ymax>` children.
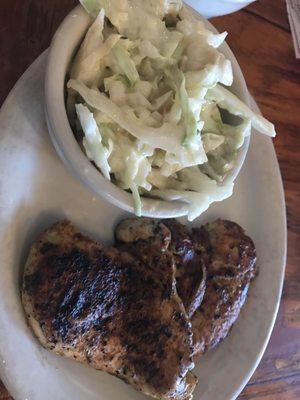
<box><xmin>22</xmin><ymin>221</ymin><xmax>197</xmax><ymax>400</ymax></box>
<box><xmin>115</xmin><ymin>218</ymin><xmax>206</xmax><ymax>318</ymax></box>
<box><xmin>22</xmin><ymin>217</ymin><xmax>257</xmax><ymax>398</ymax></box>
<box><xmin>162</xmin><ymin>220</ymin><xmax>206</xmax><ymax>318</ymax></box>
<box><xmin>114</xmin><ymin>218</ymin><xmax>171</xmax><ymax>251</ymax></box>
<box><xmin>115</xmin><ymin>218</ymin><xmax>171</xmax><ymax>265</ymax></box>
<box><xmin>191</xmin><ymin>220</ymin><xmax>257</xmax><ymax>355</ymax></box>
<box><xmin>114</xmin><ymin>218</ymin><xmax>172</xmax><ymax>267</ymax></box>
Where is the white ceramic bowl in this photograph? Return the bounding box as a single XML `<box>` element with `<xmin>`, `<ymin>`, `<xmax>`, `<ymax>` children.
<box><xmin>45</xmin><ymin>4</ymin><xmax>251</xmax><ymax>219</ymax></box>
<box><xmin>184</xmin><ymin>0</ymin><xmax>256</xmax><ymax>18</ymax></box>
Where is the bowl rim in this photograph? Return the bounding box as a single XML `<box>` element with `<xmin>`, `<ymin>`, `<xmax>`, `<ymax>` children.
<box><xmin>44</xmin><ymin>4</ymin><xmax>251</xmax><ymax>220</ymax></box>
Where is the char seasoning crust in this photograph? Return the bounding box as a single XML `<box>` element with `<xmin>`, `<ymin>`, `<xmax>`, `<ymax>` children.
<box><xmin>22</xmin><ymin>221</ymin><xmax>196</xmax><ymax>400</ymax></box>
<box><xmin>115</xmin><ymin>218</ymin><xmax>206</xmax><ymax>319</ymax></box>
<box><xmin>162</xmin><ymin>219</ymin><xmax>206</xmax><ymax>318</ymax></box>
<box><xmin>191</xmin><ymin>219</ymin><xmax>257</xmax><ymax>355</ymax></box>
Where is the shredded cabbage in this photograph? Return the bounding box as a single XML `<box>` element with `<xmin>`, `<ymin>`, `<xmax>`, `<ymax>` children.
<box><xmin>68</xmin><ymin>0</ymin><xmax>276</xmax><ymax>219</ymax></box>
<box><xmin>75</xmin><ymin>104</ymin><xmax>112</xmax><ymax>180</ymax></box>
<box><xmin>110</xmin><ymin>41</ymin><xmax>140</xmax><ymax>87</ymax></box>
<box><xmin>152</xmin><ymin>167</ymin><xmax>233</xmax><ymax>220</ymax></box>
<box><xmin>70</xmin><ymin>9</ymin><xmax>120</xmax><ymax>86</ymax></box>
<box><xmin>68</xmin><ymin>79</ymin><xmax>206</xmax><ymax>165</ymax></box>
<box><xmin>207</xmin><ymin>84</ymin><xmax>276</xmax><ymax>137</ymax></box>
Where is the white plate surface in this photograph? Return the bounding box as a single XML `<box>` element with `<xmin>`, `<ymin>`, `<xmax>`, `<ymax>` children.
<box><xmin>0</xmin><ymin>53</ymin><xmax>286</xmax><ymax>400</ymax></box>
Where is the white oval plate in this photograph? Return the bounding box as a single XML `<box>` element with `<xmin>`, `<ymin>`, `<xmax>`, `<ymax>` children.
<box><xmin>0</xmin><ymin>53</ymin><xmax>286</xmax><ymax>400</ymax></box>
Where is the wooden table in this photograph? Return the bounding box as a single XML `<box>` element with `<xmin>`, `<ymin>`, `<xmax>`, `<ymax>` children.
<box><xmin>0</xmin><ymin>0</ymin><xmax>299</xmax><ymax>398</ymax></box>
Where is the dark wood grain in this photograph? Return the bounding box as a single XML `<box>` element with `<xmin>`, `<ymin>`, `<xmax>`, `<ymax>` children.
<box><xmin>0</xmin><ymin>381</ymin><xmax>10</xmax><ymax>400</ymax></box>
<box><xmin>0</xmin><ymin>1</ymin><xmax>299</xmax><ymax>399</ymax></box>
<box><xmin>246</xmin><ymin>0</ymin><xmax>290</xmax><ymax>31</ymax></box>
<box><xmin>0</xmin><ymin>0</ymin><xmax>76</xmax><ymax>105</ymax></box>
<box><xmin>213</xmin><ymin>4</ymin><xmax>300</xmax><ymax>399</ymax></box>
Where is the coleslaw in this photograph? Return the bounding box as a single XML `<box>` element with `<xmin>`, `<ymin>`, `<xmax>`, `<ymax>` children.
<box><xmin>67</xmin><ymin>0</ymin><xmax>276</xmax><ymax>220</ymax></box>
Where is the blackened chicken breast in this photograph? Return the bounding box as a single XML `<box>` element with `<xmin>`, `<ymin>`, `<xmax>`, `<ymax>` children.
<box><xmin>191</xmin><ymin>219</ymin><xmax>257</xmax><ymax>355</ymax></box>
<box><xmin>22</xmin><ymin>220</ymin><xmax>196</xmax><ymax>400</ymax></box>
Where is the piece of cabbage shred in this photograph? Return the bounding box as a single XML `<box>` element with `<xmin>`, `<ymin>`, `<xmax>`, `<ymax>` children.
<box><xmin>68</xmin><ymin>0</ymin><xmax>276</xmax><ymax>220</ymax></box>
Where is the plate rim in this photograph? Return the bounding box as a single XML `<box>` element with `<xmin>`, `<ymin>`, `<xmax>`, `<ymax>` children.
<box><xmin>229</xmin><ymin>95</ymin><xmax>287</xmax><ymax>399</ymax></box>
